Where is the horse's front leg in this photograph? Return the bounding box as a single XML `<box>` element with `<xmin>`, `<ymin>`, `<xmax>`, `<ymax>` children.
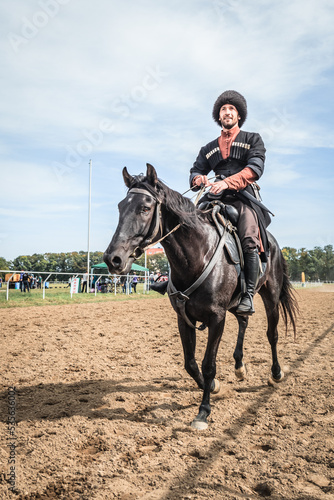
<box><xmin>191</xmin><ymin>315</ymin><xmax>226</xmax><ymax>430</ymax></box>
<box><xmin>177</xmin><ymin>315</ymin><xmax>204</xmax><ymax>390</ymax></box>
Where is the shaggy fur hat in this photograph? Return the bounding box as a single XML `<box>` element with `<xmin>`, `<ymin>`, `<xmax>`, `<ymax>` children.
<box><xmin>212</xmin><ymin>90</ymin><xmax>247</xmax><ymax>127</ymax></box>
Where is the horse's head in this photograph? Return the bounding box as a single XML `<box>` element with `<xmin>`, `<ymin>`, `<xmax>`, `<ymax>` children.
<box><xmin>103</xmin><ymin>163</ymin><xmax>162</xmax><ymax>274</ymax></box>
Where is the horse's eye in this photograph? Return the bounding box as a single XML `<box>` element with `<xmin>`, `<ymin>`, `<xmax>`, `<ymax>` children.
<box><xmin>142</xmin><ymin>206</ymin><xmax>150</xmax><ymax>213</ymax></box>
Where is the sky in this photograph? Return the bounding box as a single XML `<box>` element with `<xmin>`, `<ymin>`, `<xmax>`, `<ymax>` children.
<box><xmin>0</xmin><ymin>0</ymin><xmax>334</xmax><ymax>262</ymax></box>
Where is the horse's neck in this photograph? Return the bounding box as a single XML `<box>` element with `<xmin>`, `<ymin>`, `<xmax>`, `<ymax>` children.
<box><xmin>161</xmin><ymin>213</ymin><xmax>217</xmax><ymax>282</ymax></box>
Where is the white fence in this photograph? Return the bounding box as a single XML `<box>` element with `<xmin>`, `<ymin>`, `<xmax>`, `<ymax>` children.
<box><xmin>0</xmin><ymin>270</ymin><xmax>150</xmax><ymax>301</ymax></box>
<box><xmin>291</xmin><ymin>281</ymin><xmax>324</xmax><ymax>288</ymax></box>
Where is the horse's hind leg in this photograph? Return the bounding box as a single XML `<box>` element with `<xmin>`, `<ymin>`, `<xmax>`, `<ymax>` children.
<box><xmin>177</xmin><ymin>316</ymin><xmax>204</xmax><ymax>390</ymax></box>
<box><xmin>232</xmin><ymin>313</ymin><xmax>249</xmax><ymax>380</ymax></box>
<box><xmin>259</xmin><ymin>288</ymin><xmax>284</xmax><ymax>382</ymax></box>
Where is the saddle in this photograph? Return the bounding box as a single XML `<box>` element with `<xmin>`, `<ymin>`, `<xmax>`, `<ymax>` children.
<box><xmin>198</xmin><ymin>199</ymin><xmax>267</xmax><ymax>300</ymax></box>
<box><xmin>198</xmin><ymin>198</ymin><xmax>243</xmax><ymax>270</ymax></box>
<box><xmin>199</xmin><ymin>193</ymin><xmax>266</xmax><ymax>265</ymax></box>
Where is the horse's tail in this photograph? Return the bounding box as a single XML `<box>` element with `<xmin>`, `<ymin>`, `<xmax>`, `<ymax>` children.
<box><xmin>279</xmin><ymin>255</ymin><xmax>299</xmax><ymax>338</ymax></box>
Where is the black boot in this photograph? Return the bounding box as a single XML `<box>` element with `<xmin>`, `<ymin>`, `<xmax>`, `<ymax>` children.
<box><xmin>236</xmin><ymin>250</ymin><xmax>259</xmax><ymax>315</ymax></box>
<box><xmin>150</xmin><ymin>280</ymin><xmax>168</xmax><ymax>295</ymax></box>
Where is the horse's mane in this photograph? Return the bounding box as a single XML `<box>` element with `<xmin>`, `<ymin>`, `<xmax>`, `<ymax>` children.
<box><xmin>158</xmin><ymin>179</ymin><xmax>201</xmax><ymax>227</ymax></box>
<box><xmin>129</xmin><ymin>174</ymin><xmax>204</xmax><ymax>228</ymax></box>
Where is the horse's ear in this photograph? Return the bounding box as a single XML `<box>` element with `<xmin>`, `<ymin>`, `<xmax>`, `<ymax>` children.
<box><xmin>123</xmin><ymin>167</ymin><xmax>135</xmax><ymax>187</ymax></box>
<box><xmin>146</xmin><ymin>163</ymin><xmax>158</xmax><ymax>186</ymax></box>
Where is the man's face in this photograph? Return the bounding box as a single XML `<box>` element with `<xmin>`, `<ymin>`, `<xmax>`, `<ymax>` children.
<box><xmin>219</xmin><ymin>104</ymin><xmax>240</xmax><ymax>129</ymax></box>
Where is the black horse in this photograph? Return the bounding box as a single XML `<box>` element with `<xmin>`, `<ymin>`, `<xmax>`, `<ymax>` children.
<box><xmin>104</xmin><ymin>164</ymin><xmax>298</xmax><ymax>430</ymax></box>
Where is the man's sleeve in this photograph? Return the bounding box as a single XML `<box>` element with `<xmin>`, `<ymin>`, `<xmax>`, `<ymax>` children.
<box><xmin>224</xmin><ymin>167</ymin><xmax>258</xmax><ymax>191</ymax></box>
<box><xmin>189</xmin><ymin>147</ymin><xmax>211</xmax><ymax>188</ymax></box>
<box><xmin>245</xmin><ymin>133</ymin><xmax>266</xmax><ymax>180</ymax></box>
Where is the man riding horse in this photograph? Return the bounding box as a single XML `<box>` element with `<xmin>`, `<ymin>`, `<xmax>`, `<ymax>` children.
<box><xmin>152</xmin><ymin>90</ymin><xmax>271</xmax><ymax>316</ymax></box>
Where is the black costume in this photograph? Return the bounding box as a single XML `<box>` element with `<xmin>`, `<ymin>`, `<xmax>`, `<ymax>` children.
<box><xmin>153</xmin><ymin>90</ymin><xmax>271</xmax><ymax>315</ymax></box>
<box><xmin>190</xmin><ymin>90</ymin><xmax>271</xmax><ymax>315</ymax></box>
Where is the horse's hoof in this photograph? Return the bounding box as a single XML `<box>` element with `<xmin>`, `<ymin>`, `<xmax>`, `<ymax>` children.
<box><xmin>191</xmin><ymin>409</ymin><xmax>209</xmax><ymax>430</ymax></box>
<box><xmin>211</xmin><ymin>378</ymin><xmax>220</xmax><ymax>394</ymax></box>
<box><xmin>191</xmin><ymin>419</ymin><xmax>208</xmax><ymax>430</ymax></box>
<box><xmin>235</xmin><ymin>363</ymin><xmax>247</xmax><ymax>381</ymax></box>
<box><xmin>268</xmin><ymin>370</ymin><xmax>284</xmax><ymax>386</ymax></box>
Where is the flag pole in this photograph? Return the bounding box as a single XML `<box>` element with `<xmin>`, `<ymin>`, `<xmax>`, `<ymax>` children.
<box><xmin>87</xmin><ymin>159</ymin><xmax>92</xmax><ymax>292</ymax></box>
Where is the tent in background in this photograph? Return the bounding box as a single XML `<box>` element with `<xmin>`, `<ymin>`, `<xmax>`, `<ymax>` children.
<box><xmin>92</xmin><ymin>262</ymin><xmax>149</xmax><ymax>273</ymax></box>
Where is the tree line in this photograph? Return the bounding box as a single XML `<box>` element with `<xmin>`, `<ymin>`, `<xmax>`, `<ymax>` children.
<box><xmin>281</xmin><ymin>245</ymin><xmax>334</xmax><ymax>282</ymax></box>
<box><xmin>0</xmin><ymin>251</ymin><xmax>104</xmax><ymax>281</ymax></box>
<box><xmin>0</xmin><ymin>250</ymin><xmax>169</xmax><ymax>280</ymax></box>
<box><xmin>0</xmin><ymin>244</ymin><xmax>333</xmax><ymax>281</ymax></box>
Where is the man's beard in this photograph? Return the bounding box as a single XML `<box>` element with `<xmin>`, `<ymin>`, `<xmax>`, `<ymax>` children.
<box><xmin>223</xmin><ymin>122</ymin><xmax>234</xmax><ymax>129</ymax></box>
<box><xmin>221</xmin><ymin>118</ymin><xmax>238</xmax><ymax>129</ymax></box>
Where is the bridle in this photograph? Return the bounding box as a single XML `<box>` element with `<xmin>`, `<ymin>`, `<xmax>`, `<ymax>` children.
<box><xmin>127</xmin><ymin>185</ymin><xmax>181</xmax><ymax>260</ymax></box>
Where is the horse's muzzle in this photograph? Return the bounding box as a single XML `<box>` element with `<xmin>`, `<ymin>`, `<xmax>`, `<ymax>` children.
<box><xmin>103</xmin><ymin>251</ymin><xmax>123</xmax><ymax>273</ymax></box>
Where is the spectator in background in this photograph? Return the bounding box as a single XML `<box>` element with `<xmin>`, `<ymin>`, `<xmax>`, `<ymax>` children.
<box><xmin>20</xmin><ymin>270</ymin><xmax>24</xmax><ymax>292</ymax></box>
<box><xmin>29</xmin><ymin>274</ymin><xmax>35</xmax><ymax>289</ymax></box>
<box><xmin>22</xmin><ymin>271</ymin><xmax>30</xmax><ymax>293</ymax></box>
<box><xmin>132</xmin><ymin>273</ymin><xmax>138</xmax><ymax>293</ymax></box>
<box><xmin>37</xmin><ymin>275</ymin><xmax>42</xmax><ymax>289</ymax></box>
<box><xmin>92</xmin><ymin>275</ymin><xmax>98</xmax><ymax>289</ymax></box>
<box><xmin>120</xmin><ymin>275</ymin><xmax>127</xmax><ymax>293</ymax></box>
<box><xmin>81</xmin><ymin>272</ymin><xmax>88</xmax><ymax>293</ymax></box>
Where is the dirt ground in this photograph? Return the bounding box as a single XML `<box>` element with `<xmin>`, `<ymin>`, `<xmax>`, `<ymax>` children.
<box><xmin>1</xmin><ymin>285</ymin><xmax>333</xmax><ymax>500</ymax></box>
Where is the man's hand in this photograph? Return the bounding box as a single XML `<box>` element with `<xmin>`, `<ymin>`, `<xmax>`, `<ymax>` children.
<box><xmin>193</xmin><ymin>175</ymin><xmax>211</xmax><ymax>187</ymax></box>
<box><xmin>209</xmin><ymin>179</ymin><xmax>229</xmax><ymax>194</ymax></box>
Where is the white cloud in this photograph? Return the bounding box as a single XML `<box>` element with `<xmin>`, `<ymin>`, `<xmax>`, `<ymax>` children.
<box><xmin>263</xmin><ymin>162</ymin><xmax>302</xmax><ymax>187</ymax></box>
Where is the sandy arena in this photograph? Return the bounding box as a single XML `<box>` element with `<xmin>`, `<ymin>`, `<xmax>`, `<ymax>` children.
<box><xmin>1</xmin><ymin>285</ymin><xmax>333</xmax><ymax>499</ymax></box>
